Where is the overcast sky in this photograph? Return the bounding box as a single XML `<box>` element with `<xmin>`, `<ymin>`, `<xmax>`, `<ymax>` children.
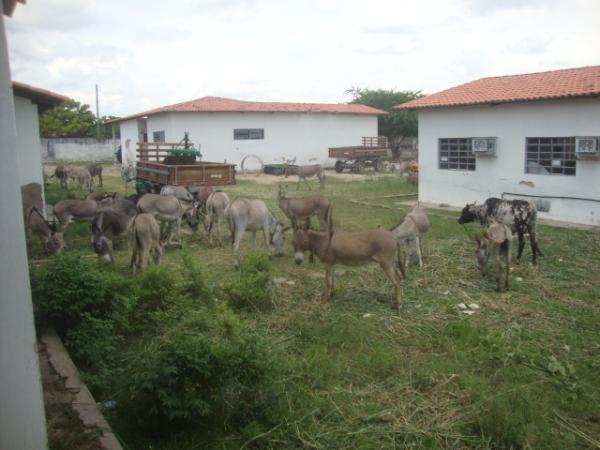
<box><xmin>6</xmin><ymin>0</ymin><xmax>600</xmax><ymax>117</ymax></box>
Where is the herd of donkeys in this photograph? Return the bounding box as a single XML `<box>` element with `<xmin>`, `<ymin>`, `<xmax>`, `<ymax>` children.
<box><xmin>25</xmin><ymin>165</ymin><xmax>542</xmax><ymax>311</ymax></box>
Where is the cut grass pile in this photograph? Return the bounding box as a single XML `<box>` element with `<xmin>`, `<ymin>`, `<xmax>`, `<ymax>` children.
<box><xmin>32</xmin><ymin>171</ymin><xmax>600</xmax><ymax>449</ymax></box>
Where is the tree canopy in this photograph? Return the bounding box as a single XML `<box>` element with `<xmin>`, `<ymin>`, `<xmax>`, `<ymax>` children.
<box><xmin>347</xmin><ymin>88</ymin><xmax>422</xmax><ymax>157</ymax></box>
<box><xmin>39</xmin><ymin>99</ymin><xmax>120</xmax><ymax>139</ymax></box>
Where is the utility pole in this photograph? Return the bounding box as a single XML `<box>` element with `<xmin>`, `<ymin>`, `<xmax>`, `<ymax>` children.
<box><xmin>95</xmin><ymin>83</ymin><xmax>100</xmax><ymax>138</ymax></box>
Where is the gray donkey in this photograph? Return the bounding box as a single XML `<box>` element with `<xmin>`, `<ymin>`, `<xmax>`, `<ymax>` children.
<box><xmin>285</xmin><ymin>163</ymin><xmax>325</xmax><ymax>190</ymax></box>
<box><xmin>225</xmin><ymin>198</ymin><xmax>288</xmax><ymax>256</ymax></box>
<box><xmin>137</xmin><ymin>193</ymin><xmax>197</xmax><ymax>246</ymax></box>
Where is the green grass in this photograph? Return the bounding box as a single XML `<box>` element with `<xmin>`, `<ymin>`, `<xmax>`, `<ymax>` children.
<box><xmin>36</xmin><ymin>172</ymin><xmax>600</xmax><ymax>449</ymax></box>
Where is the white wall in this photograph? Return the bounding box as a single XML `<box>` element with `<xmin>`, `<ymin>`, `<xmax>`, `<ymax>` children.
<box><xmin>418</xmin><ymin>98</ymin><xmax>600</xmax><ymax>226</ymax></box>
<box><xmin>14</xmin><ymin>95</ymin><xmax>43</xmax><ymax>186</ymax></box>
<box><xmin>120</xmin><ymin>111</ymin><xmax>377</xmax><ymax>167</ymax></box>
<box><xmin>0</xmin><ymin>14</ymin><xmax>48</xmax><ymax>450</ymax></box>
<box><xmin>41</xmin><ymin>138</ymin><xmax>116</xmax><ymax>162</ymax></box>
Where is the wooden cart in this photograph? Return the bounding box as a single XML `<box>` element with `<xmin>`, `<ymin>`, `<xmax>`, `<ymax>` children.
<box><xmin>328</xmin><ymin>137</ymin><xmax>391</xmax><ymax>173</ymax></box>
<box><xmin>136</xmin><ymin>141</ymin><xmax>236</xmax><ymax>193</ymax></box>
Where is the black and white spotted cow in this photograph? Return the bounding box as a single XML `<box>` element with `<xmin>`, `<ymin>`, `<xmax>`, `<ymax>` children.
<box><xmin>458</xmin><ymin>197</ymin><xmax>542</xmax><ymax>264</ymax></box>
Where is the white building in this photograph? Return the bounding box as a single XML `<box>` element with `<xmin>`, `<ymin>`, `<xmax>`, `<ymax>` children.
<box><xmin>396</xmin><ymin>66</ymin><xmax>600</xmax><ymax>226</ymax></box>
<box><xmin>1</xmin><ymin>1</ymin><xmax>49</xmax><ymax>448</ymax></box>
<box><xmin>12</xmin><ymin>81</ymin><xmax>68</xmax><ymax>187</ymax></box>
<box><xmin>110</xmin><ymin>96</ymin><xmax>385</xmax><ymax>167</ymax></box>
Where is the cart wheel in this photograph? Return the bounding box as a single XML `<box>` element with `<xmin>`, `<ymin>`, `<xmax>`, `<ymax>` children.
<box><xmin>335</xmin><ymin>160</ymin><xmax>345</xmax><ymax>173</ymax></box>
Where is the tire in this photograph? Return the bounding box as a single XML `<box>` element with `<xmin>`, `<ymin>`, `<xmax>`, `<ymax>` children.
<box><xmin>335</xmin><ymin>160</ymin><xmax>345</xmax><ymax>173</ymax></box>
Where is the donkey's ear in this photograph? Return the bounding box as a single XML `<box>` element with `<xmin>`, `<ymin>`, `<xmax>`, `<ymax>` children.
<box><xmin>282</xmin><ymin>226</ymin><xmax>290</xmax><ymax>232</ymax></box>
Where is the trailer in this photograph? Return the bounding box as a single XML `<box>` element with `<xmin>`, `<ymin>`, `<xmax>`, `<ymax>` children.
<box><xmin>328</xmin><ymin>136</ymin><xmax>391</xmax><ymax>173</ymax></box>
<box><xmin>135</xmin><ymin>134</ymin><xmax>236</xmax><ymax>193</ymax></box>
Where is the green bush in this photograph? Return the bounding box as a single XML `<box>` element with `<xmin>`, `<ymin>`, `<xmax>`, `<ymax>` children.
<box><xmin>222</xmin><ymin>252</ymin><xmax>273</xmax><ymax>311</ymax></box>
<box><xmin>31</xmin><ymin>254</ymin><xmax>119</xmax><ymax>334</ymax></box>
<box><xmin>65</xmin><ymin>313</ymin><xmax>123</xmax><ymax>393</ymax></box>
<box><xmin>124</xmin><ymin>303</ymin><xmax>278</xmax><ymax>425</ymax></box>
<box><xmin>180</xmin><ymin>253</ymin><xmax>213</xmax><ymax>303</ymax></box>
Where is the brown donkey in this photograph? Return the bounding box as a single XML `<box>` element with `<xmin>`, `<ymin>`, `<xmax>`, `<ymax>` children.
<box><xmin>292</xmin><ymin>209</ymin><xmax>406</xmax><ymax>311</ymax></box>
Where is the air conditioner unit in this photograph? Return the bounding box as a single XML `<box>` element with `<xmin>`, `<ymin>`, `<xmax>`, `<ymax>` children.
<box><xmin>575</xmin><ymin>137</ymin><xmax>599</xmax><ymax>153</ymax></box>
<box><xmin>471</xmin><ymin>137</ymin><xmax>497</xmax><ymax>156</ymax></box>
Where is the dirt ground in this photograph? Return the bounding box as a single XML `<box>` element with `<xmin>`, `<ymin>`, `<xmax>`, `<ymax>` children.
<box><xmin>38</xmin><ymin>341</ymin><xmax>103</xmax><ymax>450</ymax></box>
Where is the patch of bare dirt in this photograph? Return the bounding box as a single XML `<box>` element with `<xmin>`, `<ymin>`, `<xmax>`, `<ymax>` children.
<box><xmin>38</xmin><ymin>342</ymin><xmax>103</xmax><ymax>450</ymax></box>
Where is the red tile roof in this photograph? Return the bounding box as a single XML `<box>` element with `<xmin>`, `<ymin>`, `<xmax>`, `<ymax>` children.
<box><xmin>107</xmin><ymin>96</ymin><xmax>386</xmax><ymax>123</ymax></box>
<box><xmin>12</xmin><ymin>81</ymin><xmax>70</xmax><ymax>108</ymax></box>
<box><xmin>395</xmin><ymin>66</ymin><xmax>600</xmax><ymax>110</ymax></box>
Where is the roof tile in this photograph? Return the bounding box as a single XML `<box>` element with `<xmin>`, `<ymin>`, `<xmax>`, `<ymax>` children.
<box><xmin>395</xmin><ymin>65</ymin><xmax>600</xmax><ymax>110</ymax></box>
<box><xmin>110</xmin><ymin>96</ymin><xmax>386</xmax><ymax>123</ymax></box>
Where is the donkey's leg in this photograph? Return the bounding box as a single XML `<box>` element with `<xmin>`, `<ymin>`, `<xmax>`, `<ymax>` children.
<box><xmin>516</xmin><ymin>232</ymin><xmax>525</xmax><ymax>262</ymax></box>
<box><xmin>323</xmin><ymin>265</ymin><xmax>334</xmax><ymax>300</ymax></box>
<box><xmin>415</xmin><ymin>236</ymin><xmax>424</xmax><ymax>268</ymax></box>
<box><xmin>505</xmin><ymin>240</ymin><xmax>511</xmax><ymax>289</ymax></box>
<box><xmin>381</xmin><ymin>262</ymin><xmax>402</xmax><ymax>311</ymax></box>
<box><xmin>99</xmin><ymin>172</ymin><xmax>103</xmax><ymax>187</ymax></box>
<box><xmin>304</xmin><ymin>176</ymin><xmax>312</xmax><ymax>190</ymax></box>
<box><xmin>528</xmin><ymin>226</ymin><xmax>539</xmax><ymax>265</ymax></box>
<box><xmin>251</xmin><ymin>231</ymin><xmax>257</xmax><ymax>249</ymax></box>
<box><xmin>262</xmin><ymin>227</ymin><xmax>270</xmax><ymax>252</ymax></box>
<box><xmin>495</xmin><ymin>247</ymin><xmax>502</xmax><ymax>292</ymax></box>
<box><xmin>233</xmin><ymin>227</ymin><xmax>244</xmax><ymax>253</ymax></box>
<box><xmin>418</xmin><ymin>235</ymin><xmax>425</xmax><ymax>266</ymax></box>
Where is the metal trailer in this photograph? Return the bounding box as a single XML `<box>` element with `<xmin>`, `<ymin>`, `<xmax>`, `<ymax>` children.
<box><xmin>135</xmin><ymin>134</ymin><xmax>236</xmax><ymax>193</ymax></box>
<box><xmin>328</xmin><ymin>136</ymin><xmax>391</xmax><ymax>173</ymax></box>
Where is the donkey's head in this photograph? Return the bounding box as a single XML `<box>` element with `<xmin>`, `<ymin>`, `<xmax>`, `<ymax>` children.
<box><xmin>46</xmin><ymin>231</ymin><xmax>65</xmax><ymax>255</ymax></box>
<box><xmin>292</xmin><ymin>226</ymin><xmax>311</xmax><ymax>265</ymax></box>
<box><xmin>269</xmin><ymin>221</ymin><xmax>290</xmax><ymax>257</ymax></box>
<box><xmin>458</xmin><ymin>202</ymin><xmax>480</xmax><ymax>224</ymax></box>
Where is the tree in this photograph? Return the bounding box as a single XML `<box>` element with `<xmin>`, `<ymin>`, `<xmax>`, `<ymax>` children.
<box><xmin>39</xmin><ymin>99</ymin><xmax>97</xmax><ymax>138</ymax></box>
<box><xmin>346</xmin><ymin>88</ymin><xmax>422</xmax><ymax>158</ymax></box>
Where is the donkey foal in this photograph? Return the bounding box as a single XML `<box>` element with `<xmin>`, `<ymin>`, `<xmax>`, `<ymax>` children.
<box><xmin>475</xmin><ymin>222</ymin><xmax>512</xmax><ymax>292</ymax></box>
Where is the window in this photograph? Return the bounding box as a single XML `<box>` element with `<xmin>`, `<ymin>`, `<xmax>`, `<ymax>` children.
<box><xmin>526</xmin><ymin>137</ymin><xmax>576</xmax><ymax>175</ymax></box>
<box><xmin>234</xmin><ymin>128</ymin><xmax>264</xmax><ymax>140</ymax></box>
<box><xmin>153</xmin><ymin>131</ymin><xmax>165</xmax><ymax>142</ymax></box>
<box><xmin>439</xmin><ymin>138</ymin><xmax>476</xmax><ymax>171</ymax></box>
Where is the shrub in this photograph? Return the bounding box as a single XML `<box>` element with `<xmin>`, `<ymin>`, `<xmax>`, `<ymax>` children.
<box><xmin>32</xmin><ymin>254</ymin><xmax>118</xmax><ymax>334</ymax></box>
<box><xmin>180</xmin><ymin>253</ymin><xmax>213</xmax><ymax>304</ymax></box>
<box><xmin>221</xmin><ymin>252</ymin><xmax>273</xmax><ymax>311</ymax></box>
<box><xmin>124</xmin><ymin>304</ymin><xmax>278</xmax><ymax>426</ymax></box>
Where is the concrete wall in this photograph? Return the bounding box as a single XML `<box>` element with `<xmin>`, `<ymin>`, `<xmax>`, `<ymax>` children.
<box><xmin>41</xmin><ymin>138</ymin><xmax>117</xmax><ymax>162</ymax></box>
<box><xmin>0</xmin><ymin>14</ymin><xmax>48</xmax><ymax>450</ymax></box>
<box><xmin>14</xmin><ymin>95</ymin><xmax>44</xmax><ymax>187</ymax></box>
<box><xmin>418</xmin><ymin>98</ymin><xmax>600</xmax><ymax>226</ymax></box>
<box><xmin>119</xmin><ymin>111</ymin><xmax>378</xmax><ymax>167</ymax></box>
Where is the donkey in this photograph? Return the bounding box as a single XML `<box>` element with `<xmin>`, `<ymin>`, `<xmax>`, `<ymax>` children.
<box><xmin>55</xmin><ymin>165</ymin><xmax>68</xmax><ymax>188</ymax></box>
<box><xmin>196</xmin><ymin>186</ymin><xmax>215</xmax><ymax>209</ymax></box>
<box><xmin>25</xmin><ymin>207</ymin><xmax>64</xmax><ymax>255</ymax></box>
<box><xmin>278</xmin><ymin>185</ymin><xmax>331</xmax><ymax>230</ymax></box>
<box><xmin>285</xmin><ymin>164</ymin><xmax>325</xmax><ymax>190</ymax></box>
<box><xmin>91</xmin><ymin>208</ymin><xmax>136</xmax><ymax>262</ymax></box>
<box><xmin>292</xmin><ymin>212</ymin><xmax>406</xmax><ymax>311</ymax></box>
<box><xmin>160</xmin><ymin>185</ymin><xmax>194</xmax><ymax>202</ymax></box>
<box><xmin>224</xmin><ymin>198</ymin><xmax>288</xmax><ymax>255</ymax></box>
<box><xmin>475</xmin><ymin>222</ymin><xmax>512</xmax><ymax>292</ymax></box>
<box><xmin>458</xmin><ymin>197</ymin><xmax>541</xmax><ymax>264</ymax></box>
<box><xmin>137</xmin><ymin>193</ymin><xmax>198</xmax><ymax>246</ymax></box>
<box><xmin>65</xmin><ymin>167</ymin><xmax>94</xmax><ymax>195</ymax></box>
<box><xmin>86</xmin><ymin>164</ymin><xmax>103</xmax><ymax>187</ymax></box>
<box><xmin>86</xmin><ymin>191</ymin><xmax>121</xmax><ymax>206</ymax></box>
<box><xmin>128</xmin><ymin>213</ymin><xmax>163</xmax><ymax>274</ymax></box>
<box><xmin>53</xmin><ymin>199</ymin><xmax>99</xmax><ymax>230</ymax></box>
<box><xmin>203</xmin><ymin>191</ymin><xmax>230</xmax><ymax>246</ymax></box>
<box><xmin>390</xmin><ymin>204</ymin><xmax>430</xmax><ymax>268</ymax></box>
